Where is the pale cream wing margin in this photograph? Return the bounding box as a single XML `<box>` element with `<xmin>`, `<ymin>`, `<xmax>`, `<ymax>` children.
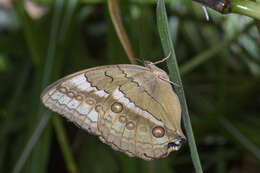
<box><xmin>40</xmin><ymin>65</ymin><xmax>128</xmax><ymax>136</ymax></box>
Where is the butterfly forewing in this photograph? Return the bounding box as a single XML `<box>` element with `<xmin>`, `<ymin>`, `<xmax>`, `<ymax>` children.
<box><xmin>41</xmin><ymin>69</ymin><xmax>109</xmax><ymax>135</ymax></box>
<box><xmin>41</xmin><ymin>64</ymin><xmax>185</xmax><ymax>160</ymax></box>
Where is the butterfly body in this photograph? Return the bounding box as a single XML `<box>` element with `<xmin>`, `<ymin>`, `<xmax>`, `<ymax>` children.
<box><xmin>41</xmin><ymin>63</ymin><xmax>185</xmax><ymax>160</ymax></box>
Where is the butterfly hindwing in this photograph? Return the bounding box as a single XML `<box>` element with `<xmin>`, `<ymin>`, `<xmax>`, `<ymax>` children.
<box><xmin>97</xmin><ymin>92</ymin><xmax>171</xmax><ymax>160</ymax></box>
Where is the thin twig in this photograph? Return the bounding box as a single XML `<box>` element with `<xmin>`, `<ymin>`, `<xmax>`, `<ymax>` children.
<box><xmin>192</xmin><ymin>0</ymin><xmax>232</xmax><ymax>14</ymax></box>
<box><xmin>108</xmin><ymin>0</ymin><xmax>136</xmax><ymax>64</ymax></box>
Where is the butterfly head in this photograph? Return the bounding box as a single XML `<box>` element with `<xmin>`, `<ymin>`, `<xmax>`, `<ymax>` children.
<box><xmin>167</xmin><ymin>136</ymin><xmax>185</xmax><ymax>153</ymax></box>
<box><xmin>144</xmin><ymin>61</ymin><xmax>169</xmax><ymax>81</ymax></box>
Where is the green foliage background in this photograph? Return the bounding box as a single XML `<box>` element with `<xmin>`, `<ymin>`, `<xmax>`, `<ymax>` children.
<box><xmin>0</xmin><ymin>0</ymin><xmax>260</xmax><ymax>173</ymax></box>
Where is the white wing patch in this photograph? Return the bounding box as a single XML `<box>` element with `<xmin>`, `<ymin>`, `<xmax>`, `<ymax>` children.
<box><xmin>63</xmin><ymin>73</ymin><xmax>109</xmax><ymax>98</ymax></box>
<box><xmin>51</xmin><ymin>90</ymin><xmax>63</xmax><ymax>100</ymax></box>
<box><xmin>67</xmin><ymin>73</ymin><xmax>86</xmax><ymax>85</ymax></box>
<box><xmin>67</xmin><ymin>99</ymin><xmax>80</xmax><ymax>109</ymax></box>
<box><xmin>77</xmin><ymin>102</ymin><xmax>92</xmax><ymax>115</ymax></box>
<box><xmin>94</xmin><ymin>90</ymin><xmax>109</xmax><ymax>98</ymax></box>
<box><xmin>66</xmin><ymin>74</ymin><xmax>98</xmax><ymax>93</ymax></box>
<box><xmin>58</xmin><ymin>95</ymin><xmax>71</xmax><ymax>105</ymax></box>
<box><xmin>88</xmin><ymin>109</ymin><xmax>99</xmax><ymax>122</ymax></box>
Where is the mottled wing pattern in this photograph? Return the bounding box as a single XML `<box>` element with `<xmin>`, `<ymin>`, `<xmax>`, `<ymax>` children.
<box><xmin>86</xmin><ymin>65</ymin><xmax>166</xmax><ymax>123</ymax></box>
<box><xmin>115</xmin><ymin>65</ymin><xmax>182</xmax><ymax>131</ymax></box>
<box><xmin>41</xmin><ymin>64</ymin><xmax>184</xmax><ymax>160</ymax></box>
<box><xmin>85</xmin><ymin>65</ymin><xmax>184</xmax><ymax>159</ymax></box>
<box><xmin>98</xmin><ymin>88</ymin><xmax>171</xmax><ymax>159</ymax></box>
<box><xmin>41</xmin><ymin>67</ymin><xmax>112</xmax><ymax>135</ymax></box>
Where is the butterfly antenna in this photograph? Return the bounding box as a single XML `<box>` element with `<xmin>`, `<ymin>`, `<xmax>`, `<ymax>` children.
<box><xmin>151</xmin><ymin>52</ymin><xmax>171</xmax><ymax>65</ymax></box>
<box><xmin>135</xmin><ymin>57</ymin><xmax>145</xmax><ymax>64</ymax></box>
<box><xmin>202</xmin><ymin>5</ymin><xmax>210</xmax><ymax>21</ymax></box>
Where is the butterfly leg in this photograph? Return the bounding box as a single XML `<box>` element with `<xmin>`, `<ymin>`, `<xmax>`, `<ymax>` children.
<box><xmin>149</xmin><ymin>52</ymin><xmax>171</xmax><ymax>65</ymax></box>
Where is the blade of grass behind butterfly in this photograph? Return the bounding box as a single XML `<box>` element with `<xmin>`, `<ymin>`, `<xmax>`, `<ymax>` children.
<box><xmin>52</xmin><ymin>1</ymin><xmax>79</xmax><ymax>172</ymax></box>
<box><xmin>156</xmin><ymin>0</ymin><xmax>203</xmax><ymax>173</ymax></box>
<box><xmin>11</xmin><ymin>0</ymin><xmax>51</xmax><ymax>172</ymax></box>
<box><xmin>219</xmin><ymin>117</ymin><xmax>260</xmax><ymax>161</ymax></box>
<box><xmin>25</xmin><ymin>0</ymin><xmax>65</xmax><ymax>170</ymax></box>
<box><xmin>59</xmin><ymin>0</ymin><xmax>78</xmax><ymax>42</ymax></box>
<box><xmin>49</xmin><ymin>4</ymin><xmax>97</xmax><ymax>172</ymax></box>
<box><xmin>0</xmin><ymin>61</ymin><xmax>30</xmax><ymax>172</ymax></box>
<box><xmin>13</xmin><ymin>0</ymin><xmax>41</xmax><ymax>64</ymax></box>
<box><xmin>134</xmin><ymin>3</ymin><xmax>162</xmax><ymax>62</ymax></box>
<box><xmin>249</xmin><ymin>0</ymin><xmax>260</xmax><ymax>33</ymax></box>
<box><xmin>192</xmin><ymin>0</ymin><xmax>260</xmax><ymax>20</ymax></box>
<box><xmin>232</xmin><ymin>0</ymin><xmax>260</xmax><ymax>20</ymax></box>
<box><xmin>27</xmin><ymin>0</ymin><xmax>81</xmax><ymax>171</ymax></box>
<box><xmin>180</xmin><ymin>21</ymin><xmax>255</xmax><ymax>75</ymax></box>
<box><xmin>0</xmin><ymin>61</ymin><xmax>30</xmax><ymax>137</ymax></box>
<box><xmin>108</xmin><ymin>0</ymin><xmax>136</xmax><ymax>64</ymax></box>
<box><xmin>107</xmin><ymin>2</ymin><xmax>129</xmax><ymax>64</ymax></box>
<box><xmin>12</xmin><ymin>0</ymin><xmax>65</xmax><ymax>172</ymax></box>
<box><xmin>53</xmin><ymin>116</ymin><xmax>78</xmax><ymax>173</ymax></box>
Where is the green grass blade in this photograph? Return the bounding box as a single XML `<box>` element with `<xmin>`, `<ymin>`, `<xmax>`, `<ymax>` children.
<box><xmin>29</xmin><ymin>0</ymin><xmax>65</xmax><ymax>171</ymax></box>
<box><xmin>41</xmin><ymin>0</ymin><xmax>64</xmax><ymax>89</ymax></box>
<box><xmin>13</xmin><ymin>0</ymin><xmax>65</xmax><ymax>172</ymax></box>
<box><xmin>52</xmin><ymin>0</ymin><xmax>79</xmax><ymax>172</ymax></box>
<box><xmin>13</xmin><ymin>0</ymin><xmax>42</xmax><ymax>64</ymax></box>
<box><xmin>180</xmin><ymin>42</ymin><xmax>231</xmax><ymax>75</ymax></box>
<box><xmin>0</xmin><ymin>62</ymin><xmax>30</xmax><ymax>171</ymax></box>
<box><xmin>219</xmin><ymin>117</ymin><xmax>260</xmax><ymax>161</ymax></box>
<box><xmin>156</xmin><ymin>0</ymin><xmax>203</xmax><ymax>173</ymax></box>
<box><xmin>59</xmin><ymin>0</ymin><xmax>79</xmax><ymax>42</ymax></box>
<box><xmin>53</xmin><ymin>116</ymin><xmax>78</xmax><ymax>173</ymax></box>
<box><xmin>12</xmin><ymin>112</ymin><xmax>51</xmax><ymax>173</ymax></box>
<box><xmin>232</xmin><ymin>0</ymin><xmax>260</xmax><ymax>20</ymax></box>
<box><xmin>0</xmin><ymin>62</ymin><xmax>30</xmax><ymax>137</ymax></box>
<box><xmin>180</xmin><ymin>21</ymin><xmax>255</xmax><ymax>75</ymax></box>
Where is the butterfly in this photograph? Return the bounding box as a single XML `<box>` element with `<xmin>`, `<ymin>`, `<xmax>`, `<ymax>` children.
<box><xmin>41</xmin><ymin>60</ymin><xmax>186</xmax><ymax>160</ymax></box>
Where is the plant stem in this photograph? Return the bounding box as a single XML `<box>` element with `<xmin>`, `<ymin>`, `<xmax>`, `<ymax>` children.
<box><xmin>108</xmin><ymin>0</ymin><xmax>136</xmax><ymax>64</ymax></box>
<box><xmin>232</xmin><ymin>0</ymin><xmax>260</xmax><ymax>20</ymax></box>
<box><xmin>192</xmin><ymin>0</ymin><xmax>260</xmax><ymax>20</ymax></box>
<box><xmin>192</xmin><ymin>0</ymin><xmax>233</xmax><ymax>13</ymax></box>
<box><xmin>53</xmin><ymin>116</ymin><xmax>78</xmax><ymax>173</ymax></box>
<box><xmin>157</xmin><ymin>0</ymin><xmax>203</xmax><ymax>173</ymax></box>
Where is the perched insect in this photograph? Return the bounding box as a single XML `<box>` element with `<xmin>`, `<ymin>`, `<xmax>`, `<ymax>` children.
<box><xmin>41</xmin><ymin>57</ymin><xmax>185</xmax><ymax>160</ymax></box>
